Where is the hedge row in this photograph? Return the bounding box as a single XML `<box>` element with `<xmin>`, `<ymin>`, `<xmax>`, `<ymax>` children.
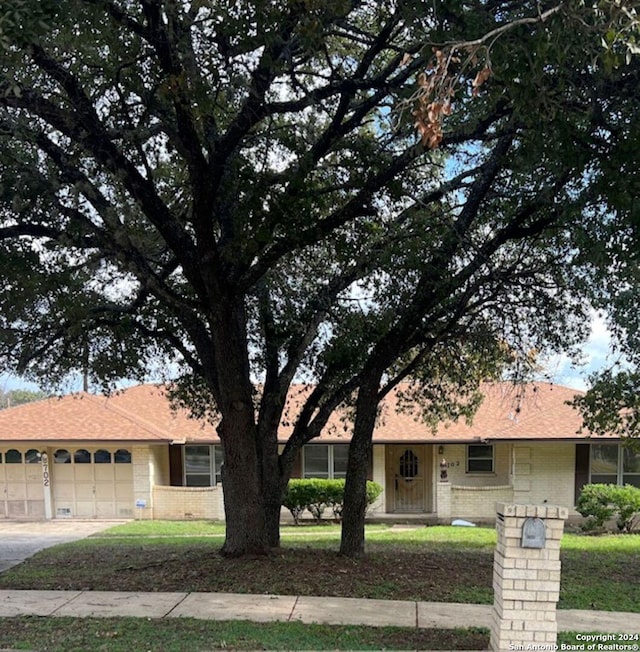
<box><xmin>576</xmin><ymin>483</ymin><xmax>640</xmax><ymax>532</ymax></box>
<box><xmin>283</xmin><ymin>478</ymin><xmax>383</xmax><ymax>524</ymax></box>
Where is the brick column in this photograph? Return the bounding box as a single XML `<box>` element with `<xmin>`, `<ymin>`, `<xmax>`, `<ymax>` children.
<box><xmin>490</xmin><ymin>503</ymin><xmax>567</xmax><ymax>652</ymax></box>
<box><xmin>436</xmin><ymin>481</ymin><xmax>451</xmax><ymax>519</ymax></box>
<box><xmin>132</xmin><ymin>445</ymin><xmax>154</xmax><ymax>520</ymax></box>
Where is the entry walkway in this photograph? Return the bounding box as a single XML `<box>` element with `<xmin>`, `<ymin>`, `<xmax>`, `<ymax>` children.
<box><xmin>0</xmin><ymin>521</ymin><xmax>126</xmax><ymax>573</ymax></box>
<box><xmin>0</xmin><ymin>590</ymin><xmax>638</xmax><ymax>634</ymax></box>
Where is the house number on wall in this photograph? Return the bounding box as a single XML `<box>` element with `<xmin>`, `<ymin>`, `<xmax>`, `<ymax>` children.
<box><xmin>442</xmin><ymin>461</ymin><xmax>460</xmax><ymax>468</ymax></box>
<box><xmin>41</xmin><ymin>452</ymin><xmax>50</xmax><ymax>487</ymax></box>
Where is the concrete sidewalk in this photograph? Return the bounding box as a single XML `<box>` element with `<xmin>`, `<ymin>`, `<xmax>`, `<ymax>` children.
<box><xmin>0</xmin><ymin>589</ymin><xmax>638</xmax><ymax>634</ymax></box>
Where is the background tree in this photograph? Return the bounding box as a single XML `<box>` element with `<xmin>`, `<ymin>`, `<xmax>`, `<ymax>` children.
<box><xmin>0</xmin><ymin>388</ymin><xmax>47</xmax><ymax>409</ymax></box>
<box><xmin>0</xmin><ymin>0</ymin><xmax>638</xmax><ymax>557</ymax></box>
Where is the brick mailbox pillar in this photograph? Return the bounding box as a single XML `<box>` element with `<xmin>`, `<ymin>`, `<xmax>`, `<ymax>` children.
<box><xmin>490</xmin><ymin>503</ymin><xmax>568</xmax><ymax>652</ymax></box>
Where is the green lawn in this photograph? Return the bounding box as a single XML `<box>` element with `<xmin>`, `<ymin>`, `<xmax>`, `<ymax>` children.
<box><xmin>0</xmin><ymin>617</ymin><xmax>490</xmax><ymax>652</ymax></box>
<box><xmin>0</xmin><ymin>521</ymin><xmax>638</xmax><ymax>651</ymax></box>
<box><xmin>94</xmin><ymin>519</ymin><xmax>638</xmax><ymax>551</ymax></box>
<box><xmin>94</xmin><ymin>522</ymin><xmax>640</xmax><ymax>611</ymax></box>
<box><xmin>0</xmin><ymin>617</ymin><xmax>616</xmax><ymax>652</ymax></box>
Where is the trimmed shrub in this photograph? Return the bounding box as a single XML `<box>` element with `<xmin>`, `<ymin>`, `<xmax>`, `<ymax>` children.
<box><xmin>306</xmin><ymin>478</ymin><xmax>332</xmax><ymax>521</ymax></box>
<box><xmin>576</xmin><ymin>484</ymin><xmax>616</xmax><ymax>531</ymax></box>
<box><xmin>576</xmin><ymin>483</ymin><xmax>640</xmax><ymax>532</ymax></box>
<box><xmin>283</xmin><ymin>478</ymin><xmax>383</xmax><ymax>524</ymax></box>
<box><xmin>612</xmin><ymin>485</ymin><xmax>640</xmax><ymax>532</ymax></box>
<box><xmin>282</xmin><ymin>479</ymin><xmax>320</xmax><ymax>524</ymax></box>
<box><xmin>366</xmin><ymin>480</ymin><xmax>383</xmax><ymax>506</ymax></box>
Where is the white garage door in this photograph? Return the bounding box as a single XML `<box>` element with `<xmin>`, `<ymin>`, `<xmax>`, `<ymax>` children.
<box><xmin>52</xmin><ymin>447</ymin><xmax>134</xmax><ymax>519</ymax></box>
<box><xmin>0</xmin><ymin>448</ymin><xmax>45</xmax><ymax>518</ymax></box>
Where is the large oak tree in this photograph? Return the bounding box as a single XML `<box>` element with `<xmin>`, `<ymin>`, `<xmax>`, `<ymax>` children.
<box><xmin>0</xmin><ymin>0</ymin><xmax>638</xmax><ymax>556</ymax></box>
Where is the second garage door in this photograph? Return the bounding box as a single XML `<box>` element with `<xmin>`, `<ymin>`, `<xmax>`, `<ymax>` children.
<box><xmin>51</xmin><ymin>447</ymin><xmax>134</xmax><ymax>518</ymax></box>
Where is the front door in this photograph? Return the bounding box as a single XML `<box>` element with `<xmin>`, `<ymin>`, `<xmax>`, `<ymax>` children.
<box><xmin>386</xmin><ymin>445</ymin><xmax>430</xmax><ymax>512</ymax></box>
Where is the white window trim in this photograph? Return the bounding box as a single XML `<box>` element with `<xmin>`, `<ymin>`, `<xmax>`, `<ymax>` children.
<box><xmin>302</xmin><ymin>444</ymin><xmax>348</xmax><ymax>480</ymax></box>
<box><xmin>183</xmin><ymin>444</ymin><xmax>223</xmax><ymax>487</ymax></box>
<box><xmin>589</xmin><ymin>443</ymin><xmax>640</xmax><ymax>486</ymax></box>
<box><xmin>466</xmin><ymin>443</ymin><xmax>494</xmax><ymax>474</ymax></box>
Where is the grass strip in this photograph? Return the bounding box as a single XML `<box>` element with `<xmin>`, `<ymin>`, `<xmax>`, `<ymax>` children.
<box><xmin>0</xmin><ymin>616</ymin><xmax>489</xmax><ymax>651</ymax></box>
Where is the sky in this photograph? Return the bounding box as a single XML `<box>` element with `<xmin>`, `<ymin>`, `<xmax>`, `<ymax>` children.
<box><xmin>0</xmin><ymin>313</ymin><xmax>616</xmax><ymax>395</ymax></box>
<box><xmin>543</xmin><ymin>314</ymin><xmax>613</xmax><ymax>392</ymax></box>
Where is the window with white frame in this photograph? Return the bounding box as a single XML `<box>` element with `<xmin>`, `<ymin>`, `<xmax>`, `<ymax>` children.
<box><xmin>303</xmin><ymin>444</ymin><xmax>349</xmax><ymax>479</ymax></box>
<box><xmin>184</xmin><ymin>445</ymin><xmax>223</xmax><ymax>486</ymax></box>
<box><xmin>591</xmin><ymin>443</ymin><xmax>640</xmax><ymax>487</ymax></box>
<box><xmin>466</xmin><ymin>443</ymin><xmax>494</xmax><ymax>473</ymax></box>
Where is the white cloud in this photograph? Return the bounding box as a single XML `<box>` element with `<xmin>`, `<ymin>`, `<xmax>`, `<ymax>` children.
<box><xmin>547</xmin><ymin>313</ymin><xmax>615</xmax><ymax>391</ymax></box>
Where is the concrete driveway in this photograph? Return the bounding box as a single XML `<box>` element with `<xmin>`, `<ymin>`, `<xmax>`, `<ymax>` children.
<box><xmin>0</xmin><ymin>521</ymin><xmax>125</xmax><ymax>573</ymax></box>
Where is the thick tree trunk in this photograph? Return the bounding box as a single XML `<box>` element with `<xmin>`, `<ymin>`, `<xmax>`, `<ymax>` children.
<box><xmin>210</xmin><ymin>298</ymin><xmax>269</xmax><ymax>557</ymax></box>
<box><xmin>264</xmin><ymin>494</ymin><xmax>283</xmax><ymax>548</ymax></box>
<box><xmin>340</xmin><ymin>377</ymin><xmax>380</xmax><ymax>558</ymax></box>
<box><xmin>219</xmin><ymin>422</ymin><xmax>267</xmax><ymax>557</ymax></box>
<box><xmin>261</xmin><ymin>439</ymin><xmax>284</xmax><ymax>548</ymax></box>
<box><xmin>256</xmin><ymin>384</ymin><xmax>292</xmax><ymax>549</ymax></box>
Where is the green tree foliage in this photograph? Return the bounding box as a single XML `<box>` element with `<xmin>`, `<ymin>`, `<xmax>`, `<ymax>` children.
<box><xmin>559</xmin><ymin>4</ymin><xmax>640</xmax><ymax>440</ymax></box>
<box><xmin>0</xmin><ymin>388</ymin><xmax>47</xmax><ymax>409</ymax></box>
<box><xmin>574</xmin><ymin>370</ymin><xmax>640</xmax><ymax>438</ymax></box>
<box><xmin>0</xmin><ymin>0</ymin><xmax>638</xmax><ymax>556</ymax></box>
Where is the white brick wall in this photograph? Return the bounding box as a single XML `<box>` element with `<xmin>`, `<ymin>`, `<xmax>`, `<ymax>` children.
<box><xmin>153</xmin><ymin>485</ymin><xmax>225</xmax><ymax>520</ymax></box>
<box><xmin>150</xmin><ymin>445</ymin><xmax>170</xmax><ymax>486</ymax></box>
<box><xmin>450</xmin><ymin>484</ymin><xmax>514</xmax><ymax>519</ymax></box>
<box><xmin>132</xmin><ymin>445</ymin><xmax>154</xmax><ymax>520</ymax></box>
<box><xmin>512</xmin><ymin>443</ymin><xmax>576</xmax><ymax>513</ymax></box>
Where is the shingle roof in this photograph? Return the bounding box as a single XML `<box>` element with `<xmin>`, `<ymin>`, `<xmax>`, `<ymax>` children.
<box><xmin>370</xmin><ymin>382</ymin><xmax>595</xmax><ymax>443</ymax></box>
<box><xmin>0</xmin><ymin>381</ymin><xmax>607</xmax><ymax>445</ymax></box>
<box><xmin>0</xmin><ymin>390</ymin><xmax>173</xmax><ymax>443</ymax></box>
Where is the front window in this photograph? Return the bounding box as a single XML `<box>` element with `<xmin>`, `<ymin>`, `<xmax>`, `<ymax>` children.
<box><xmin>332</xmin><ymin>444</ymin><xmax>349</xmax><ymax>479</ymax></box>
<box><xmin>622</xmin><ymin>447</ymin><xmax>640</xmax><ymax>487</ymax></box>
<box><xmin>303</xmin><ymin>444</ymin><xmax>349</xmax><ymax>479</ymax></box>
<box><xmin>590</xmin><ymin>444</ymin><xmax>618</xmax><ymax>484</ymax></box>
<box><xmin>591</xmin><ymin>444</ymin><xmax>640</xmax><ymax>487</ymax></box>
<box><xmin>184</xmin><ymin>445</ymin><xmax>223</xmax><ymax>486</ymax></box>
<box><xmin>467</xmin><ymin>444</ymin><xmax>494</xmax><ymax>473</ymax></box>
